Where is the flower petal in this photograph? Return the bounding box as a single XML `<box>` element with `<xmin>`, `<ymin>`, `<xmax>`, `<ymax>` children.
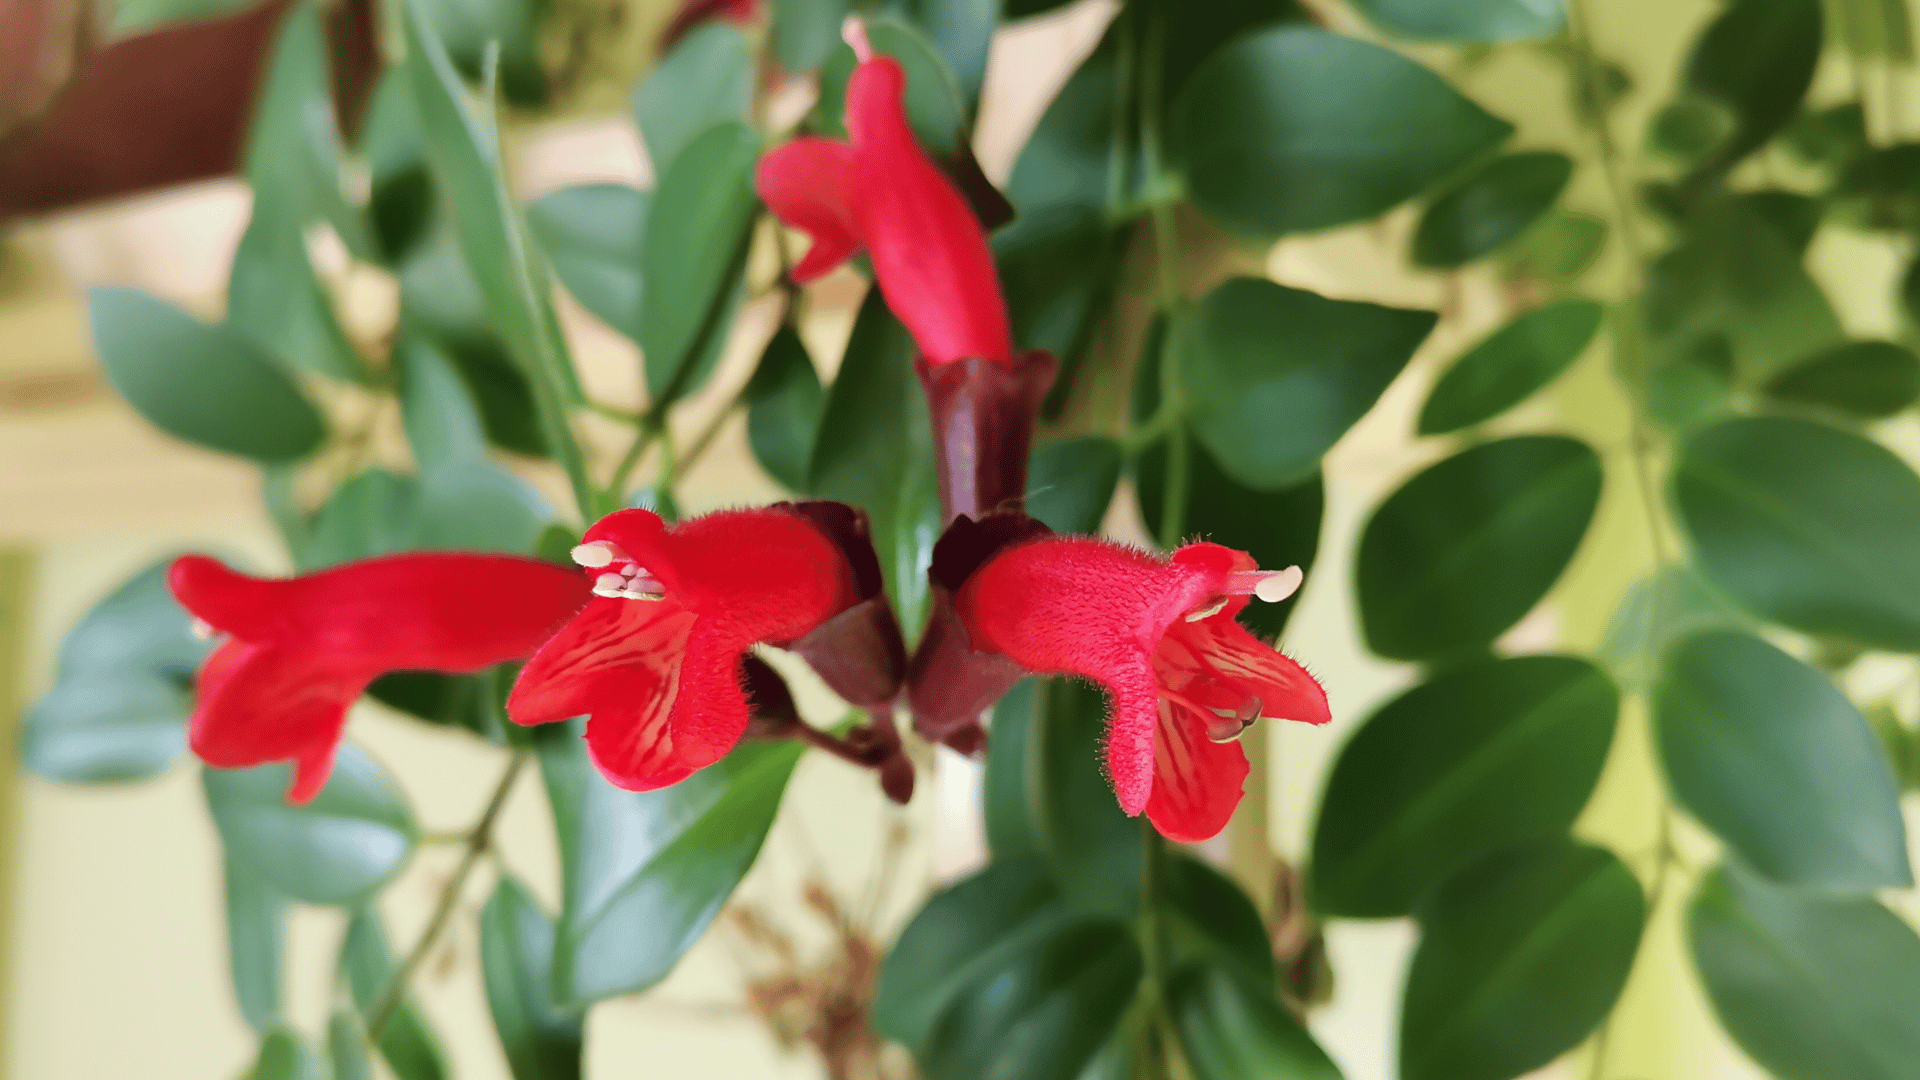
<box><xmin>843</xmin><ymin>57</ymin><xmax>1010</xmax><ymax>366</ymax></box>
<box><xmin>663</xmin><ymin>627</ymin><xmax>754</xmax><ymax>770</ymax></box>
<box><xmin>755</xmin><ymin>138</ymin><xmax>860</xmax><ymax>283</ymax></box>
<box><xmin>1144</xmin><ymin>698</ymin><xmax>1249</xmax><ymax>844</ymax></box>
<box><xmin>507</xmin><ymin>595</ymin><xmax>699</xmax><ymax>726</ymax></box>
<box><xmin>582</xmin><ymin>667</ymin><xmax>698</xmax><ymax>791</ymax></box>
<box><xmin>191</xmin><ymin>639</ymin><xmax>368</xmax><ymax>803</ymax></box>
<box><xmin>1102</xmin><ymin>653</ymin><xmax>1163</xmax><ymax>818</ymax></box>
<box><xmin>1161</xmin><ymin>616</ymin><xmax>1330</xmax><ymax>727</ymax></box>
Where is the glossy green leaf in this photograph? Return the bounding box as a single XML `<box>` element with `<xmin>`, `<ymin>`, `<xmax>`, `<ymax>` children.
<box><xmin>1311</xmin><ymin>656</ymin><xmax>1618</xmax><ymax>917</ymax></box>
<box><xmin>1648</xmin><ymin>94</ymin><xmax>1738</xmax><ymax>166</ymax></box>
<box><xmin>1181</xmin><ymin>276</ymin><xmax>1436</xmax><ymax>490</ymax></box>
<box><xmin>1763</xmin><ymin>340</ymin><xmax>1920</xmax><ymax>418</ymax></box>
<box><xmin>1162</xmin><ymin>855</ymin><xmax>1277</xmax><ymax>992</ymax></box>
<box><xmin>1358</xmin><ymin>435</ymin><xmax>1602</xmax><ymax>660</ymax></box>
<box><xmin>984</xmin><ymin>680</ymin><xmax>1040</xmax><ymax>859</ymax></box>
<box><xmin>1597</xmin><ymin>566</ymin><xmax>1751</xmax><ymax>692</ymax></box>
<box><xmin>416</xmin><ymin>0</ymin><xmax>547</xmax><ymax>106</ymax></box>
<box><xmin>874</xmin><ymin>857</ymin><xmax>1078</xmax><ymax>1049</ymax></box>
<box><xmin>641</xmin><ymin>123</ymin><xmax>759</xmax><ymax>404</ymax></box>
<box><xmin>1643</xmin><ymin>334</ymin><xmax>1735</xmax><ymax>433</ymax></box>
<box><xmin>398</xmin><ymin>335</ymin><xmax>490</xmax><ymax>468</ymax></box>
<box><xmin>745</xmin><ymin>326</ymin><xmax>826</xmax><ymax>492</ymax></box>
<box><xmin>415</xmin><ymin>459</ymin><xmax>554</xmax><ymax>554</ymax></box>
<box><xmin>1028</xmin><ymin>437</ymin><xmax>1121</xmax><ymax>534</ymax></box>
<box><xmin>633</xmin><ymin>24</ymin><xmax>755</xmax><ymax>178</ymax></box>
<box><xmin>1735</xmin><ymin>189</ymin><xmax>1823</xmax><ymax>257</ymax></box>
<box><xmin>1786</xmin><ymin>103</ymin><xmax>1870</xmax><ymax>170</ymax></box>
<box><xmin>1401</xmin><ymin>840</ymin><xmax>1645</xmax><ymax>1080</ymax></box>
<box><xmin>327</xmin><ymin>1009</ymin><xmax>376</xmax><ymax>1080</ymax></box>
<box><xmin>1174</xmin><ymin>27</ymin><xmax>1513</xmax><ymax>237</ymax></box>
<box><xmin>89</xmin><ymin>286</ymin><xmax>326</xmax><ymax>461</ymax></box>
<box><xmin>1350</xmin><ymin>0</ymin><xmax>1563</xmax><ymax>42</ymax></box>
<box><xmin>249</xmin><ymin>1027</ymin><xmax>326</xmax><ymax>1080</ymax></box>
<box><xmin>1171</xmin><ymin>962</ymin><xmax>1343</xmax><ymax>1080</ymax></box>
<box><xmin>1655</xmin><ymin>631</ymin><xmax>1910</xmax><ymax>891</ymax></box>
<box><xmin>922</xmin><ymin>920</ymin><xmax>1142</xmax><ymax>1080</ymax></box>
<box><xmin>340</xmin><ymin>908</ymin><xmax>449</xmax><ymax>1080</ymax></box>
<box><xmin>890</xmin><ymin>0</ymin><xmax>996</xmax><ymax>107</ymax></box>
<box><xmin>1690</xmin><ymin>862</ymin><xmax>1920</xmax><ymax>1080</ymax></box>
<box><xmin>367</xmin><ymin>667</ymin><xmax>510</xmax><ymax>745</ymax></box>
<box><xmin>1865</xmin><ymin>703</ymin><xmax>1920</xmax><ymax>791</ymax></box>
<box><xmin>228</xmin><ymin>212</ymin><xmax>368</xmax><ymax>386</ymax></box>
<box><xmin>447</xmin><ymin>338</ymin><xmax>549</xmax><ymax>459</ymax></box>
<box><xmin>1029</xmin><ymin>679</ymin><xmax>1140</xmax><ymax>919</ymax></box>
<box><xmin>808</xmin><ymin>293</ymin><xmax>941</xmax><ymax>628</ymax></box>
<box><xmin>203</xmin><ymin>744</ymin><xmax>417</xmax><ymax>906</ymax></box>
<box><xmin>1505</xmin><ymin>209</ymin><xmax>1607</xmax><ymax>285</ymax></box>
<box><xmin>1681</xmin><ymin>0</ymin><xmax>1823</xmax><ymax>176</ymax></box>
<box><xmin>773</xmin><ymin>0</ymin><xmax>853</xmax><ymax>71</ymax></box>
<box><xmin>23</xmin><ymin>558</ymin><xmax>208</xmax><ymax>783</ymax></box>
<box><xmin>364</xmin><ymin>70</ymin><xmax>436</xmax><ymax>263</ymax></box>
<box><xmin>1418</xmin><ymin>298</ymin><xmax>1603</xmax><ymax>434</ymax></box>
<box><xmin>301</xmin><ymin>469</ymin><xmax>423</xmax><ymax>570</ymax></box>
<box><xmin>1673</xmin><ymin>416</ymin><xmax>1920</xmax><ymax>650</ymax></box>
<box><xmin>482</xmin><ymin>876</ymin><xmax>584</xmax><ymax>1080</ymax></box>
<box><xmin>1413</xmin><ymin>151</ymin><xmax>1574</xmax><ymax>268</ymax></box>
<box><xmin>526</xmin><ymin>184</ymin><xmax>649</xmax><ymax>343</ymax></box>
<box><xmin>537</xmin><ymin>722</ymin><xmax>803</xmax><ymax>1003</ymax></box>
<box><xmin>223</xmin><ymin>853</ymin><xmax>287</xmax><ymax>1034</ymax></box>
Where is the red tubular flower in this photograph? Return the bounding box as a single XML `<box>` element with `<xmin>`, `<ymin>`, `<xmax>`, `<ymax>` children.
<box><xmin>507</xmin><ymin>505</ymin><xmax>870</xmax><ymax>791</ymax></box>
<box><xmin>756</xmin><ymin>42</ymin><xmax>1010</xmax><ymax>368</ymax></box>
<box><xmin>169</xmin><ymin>553</ymin><xmax>591</xmax><ymax>803</ymax></box>
<box><xmin>955</xmin><ymin>538</ymin><xmax>1329</xmax><ymax>843</ymax></box>
<box><xmin>660</xmin><ymin>0</ymin><xmax>758</xmax><ymax>51</ymax></box>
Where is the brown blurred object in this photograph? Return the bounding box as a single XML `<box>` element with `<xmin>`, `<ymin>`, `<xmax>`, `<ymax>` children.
<box><xmin>1270</xmin><ymin>861</ymin><xmax>1336</xmax><ymax>1017</ymax></box>
<box><xmin>0</xmin><ymin>0</ymin><xmax>371</xmax><ymax>219</ymax></box>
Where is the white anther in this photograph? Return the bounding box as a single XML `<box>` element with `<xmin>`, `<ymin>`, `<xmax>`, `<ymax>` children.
<box><xmin>1185</xmin><ymin>597</ymin><xmax>1229</xmax><ymax>623</ymax></box>
<box><xmin>571</xmin><ymin>542</ymin><xmax>617</xmax><ymax>569</ymax></box>
<box><xmin>619</xmin><ymin>587</ymin><xmax>665</xmax><ymax>601</ymax></box>
<box><xmin>1254</xmin><ymin>566</ymin><xmax>1304</xmax><ymax>604</ymax></box>
<box><xmin>592</xmin><ymin>573</ymin><xmax>626</xmax><ymax>597</ymax></box>
<box><xmin>189</xmin><ymin>618</ymin><xmax>215</xmax><ymax>641</ymax></box>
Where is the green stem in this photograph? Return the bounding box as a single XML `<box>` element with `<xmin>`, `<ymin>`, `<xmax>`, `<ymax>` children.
<box><xmin>1137</xmin><ymin>820</ymin><xmax>1170</xmax><ymax>1078</ymax></box>
<box><xmin>605</xmin><ymin>418</ymin><xmax>664</xmax><ymax>506</ymax></box>
<box><xmin>364</xmin><ymin>751</ymin><xmax>528</xmax><ymax>1041</ymax></box>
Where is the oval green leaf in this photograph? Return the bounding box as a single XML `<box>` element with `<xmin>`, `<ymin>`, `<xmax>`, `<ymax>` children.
<box><xmin>1682</xmin><ymin>0</ymin><xmax>1823</xmax><ymax>175</ymax></box>
<box><xmin>1358</xmin><ymin>434</ymin><xmax>1602</xmax><ymax>660</ymax></box>
<box><xmin>1181</xmin><ymin>276</ymin><xmax>1437</xmax><ymax>491</ymax></box>
<box><xmin>203</xmin><ymin>743</ymin><xmax>418</xmax><ymax>906</ymax></box>
<box><xmin>1413</xmin><ymin>151</ymin><xmax>1575</xmax><ymax>268</ymax></box>
<box><xmin>526</xmin><ymin>184</ymin><xmax>649</xmax><ymax>344</ymax></box>
<box><xmin>1654</xmin><ymin>631</ymin><xmax>1910</xmax><ymax>891</ymax></box>
<box><xmin>1174</xmin><ymin>26</ymin><xmax>1513</xmax><ymax>237</ymax></box>
<box><xmin>744</xmin><ymin>325</ymin><xmax>826</xmax><ymax>493</ymax></box>
<box><xmin>1400</xmin><ymin>839</ymin><xmax>1646</xmax><ymax>1080</ymax></box>
<box><xmin>1689</xmin><ymin>862</ymin><xmax>1920</xmax><ymax>1080</ymax></box>
<box><xmin>1763</xmin><ymin>339</ymin><xmax>1920</xmax><ymax>418</ymax></box>
<box><xmin>1417</xmin><ymin>298</ymin><xmax>1603</xmax><ymax>435</ymax></box>
<box><xmin>1310</xmin><ymin>655</ymin><xmax>1618</xmax><ymax>917</ymax></box>
<box><xmin>1171</xmin><ymin>962</ymin><xmax>1343</xmax><ymax>1080</ymax></box>
<box><xmin>89</xmin><ymin>286</ymin><xmax>326</xmax><ymax>461</ymax></box>
<box><xmin>1673</xmin><ymin>416</ymin><xmax>1920</xmax><ymax>650</ymax></box>
<box><xmin>1028</xmin><ymin>679</ymin><xmax>1142</xmax><ymax>919</ymax></box>
<box><xmin>1350</xmin><ymin>0</ymin><xmax>1564</xmax><ymax>42</ymax></box>
<box><xmin>339</xmin><ymin>907</ymin><xmax>449</xmax><ymax>1080</ymax></box>
<box><xmin>632</xmin><ymin>23</ymin><xmax>754</xmax><ymax>179</ymax></box>
<box><xmin>250</xmin><ymin>1027</ymin><xmax>326</xmax><ymax>1080</ymax></box>
<box><xmin>641</xmin><ymin>122</ymin><xmax>759</xmax><ymax>405</ymax></box>
<box><xmin>223</xmin><ymin>853</ymin><xmax>288</xmax><ymax>1034</ymax></box>
<box><xmin>1028</xmin><ymin>436</ymin><xmax>1122</xmax><ymax>535</ymax></box>
<box><xmin>481</xmin><ymin>875</ymin><xmax>584</xmax><ymax>1080</ymax></box>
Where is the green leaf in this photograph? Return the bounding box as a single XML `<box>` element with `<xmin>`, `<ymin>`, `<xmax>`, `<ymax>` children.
<box><xmin>1763</xmin><ymin>340</ymin><xmax>1920</xmax><ymax>419</ymax></box>
<box><xmin>416</xmin><ymin>0</ymin><xmax>548</xmax><ymax>106</ymax></box>
<box><xmin>327</xmin><ymin>1009</ymin><xmax>377</xmax><ymax>1080</ymax></box>
<box><xmin>89</xmin><ymin>286</ymin><xmax>326</xmax><ymax>462</ymax></box>
<box><xmin>203</xmin><ymin>744</ymin><xmax>418</xmax><ymax>906</ymax></box>
<box><xmin>1673</xmin><ymin>416</ymin><xmax>1920</xmax><ymax>650</ymax></box>
<box><xmin>1401</xmin><ymin>840</ymin><xmax>1644</xmax><ymax>1080</ymax></box>
<box><xmin>1174</xmin><ymin>27</ymin><xmax>1513</xmax><ymax>237</ymax></box>
<box><xmin>889</xmin><ymin>0</ymin><xmax>996</xmax><ymax>108</ymax></box>
<box><xmin>1785</xmin><ymin>102</ymin><xmax>1870</xmax><ymax>170</ymax></box>
<box><xmin>744</xmin><ymin>326</ymin><xmax>826</xmax><ymax>492</ymax></box>
<box><xmin>1690</xmin><ymin>862</ymin><xmax>1920</xmax><ymax>1080</ymax></box>
<box><xmin>1310</xmin><ymin>656</ymin><xmax>1619</xmax><ymax>917</ymax></box>
<box><xmin>1597</xmin><ymin>565</ymin><xmax>1751</xmax><ymax>692</ymax></box>
<box><xmin>1170</xmin><ymin>962</ymin><xmax>1343</xmax><ymax>1080</ymax></box>
<box><xmin>1647</xmin><ymin>94</ymin><xmax>1738</xmax><ymax>166</ymax></box>
<box><xmin>1349</xmin><ymin>0</ymin><xmax>1563</xmax><ymax>42</ymax></box>
<box><xmin>641</xmin><ymin>123</ymin><xmax>759</xmax><ymax>405</ymax></box>
<box><xmin>301</xmin><ymin>469</ymin><xmax>424</xmax><ymax>570</ymax></box>
<box><xmin>1162</xmin><ymin>855</ymin><xmax>1278</xmax><ymax>991</ymax></box>
<box><xmin>1828</xmin><ymin>0</ymin><xmax>1915</xmax><ymax>59</ymax></box>
<box><xmin>526</xmin><ymin>184</ymin><xmax>649</xmax><ymax>343</ymax></box>
<box><xmin>807</xmin><ymin>293</ymin><xmax>941</xmax><ymax>628</ymax></box>
<box><xmin>23</xmin><ymin>557</ymin><xmax>207</xmax><ymax>783</ymax></box>
<box><xmin>773</xmin><ymin>0</ymin><xmax>854</xmax><ymax>71</ymax></box>
<box><xmin>249</xmin><ymin>1027</ymin><xmax>326</xmax><ymax>1080</ymax></box>
<box><xmin>364</xmin><ymin>70</ymin><xmax>436</xmax><ymax>263</ymax></box>
<box><xmin>1028</xmin><ymin>679</ymin><xmax>1140</xmax><ymax>919</ymax></box>
<box><xmin>340</xmin><ymin>908</ymin><xmax>450</xmax><ymax>1080</ymax></box>
<box><xmin>985</xmin><ymin>680</ymin><xmax>1040</xmax><ymax>859</ymax></box>
<box><xmin>537</xmin><ymin>723</ymin><xmax>803</xmax><ymax>1003</ymax></box>
<box><xmin>399</xmin><ymin>335</ymin><xmax>491</xmax><ymax>468</ymax></box>
<box><xmin>874</xmin><ymin>857</ymin><xmax>1079</xmax><ymax>1049</ymax></box>
<box><xmin>1417</xmin><ymin>298</ymin><xmax>1603</xmax><ymax>435</ymax></box>
<box><xmin>415</xmin><ymin>460</ymin><xmax>554</xmax><ymax>554</ymax></box>
<box><xmin>1505</xmin><ymin>209</ymin><xmax>1607</xmax><ymax>285</ymax></box>
<box><xmin>1643</xmin><ymin>333</ymin><xmax>1735</xmax><ymax>433</ymax></box>
<box><xmin>1358</xmin><ymin>435</ymin><xmax>1602</xmax><ymax>660</ymax></box>
<box><xmin>633</xmin><ymin>24</ymin><xmax>755</xmax><ymax>179</ymax></box>
<box><xmin>228</xmin><ymin>212</ymin><xmax>368</xmax><ymax>385</ymax></box>
<box><xmin>1028</xmin><ymin>437</ymin><xmax>1121</xmax><ymax>534</ymax></box>
<box><xmin>1681</xmin><ymin>0</ymin><xmax>1823</xmax><ymax>176</ymax></box>
<box><xmin>482</xmin><ymin>876</ymin><xmax>584</xmax><ymax>1080</ymax></box>
<box><xmin>1413</xmin><ymin>151</ymin><xmax>1574</xmax><ymax>269</ymax></box>
<box><xmin>367</xmin><ymin>668</ymin><xmax>509</xmax><ymax>745</ymax></box>
<box><xmin>1654</xmin><ymin>631</ymin><xmax>1910</xmax><ymax>891</ymax></box>
<box><xmin>922</xmin><ymin>920</ymin><xmax>1143</xmax><ymax>1080</ymax></box>
<box><xmin>223</xmin><ymin>853</ymin><xmax>288</xmax><ymax>1034</ymax></box>
<box><xmin>814</xmin><ymin>18</ymin><xmax>968</xmax><ymax>153</ymax></box>
<box><xmin>1180</xmin><ymin>276</ymin><xmax>1437</xmax><ymax>490</ymax></box>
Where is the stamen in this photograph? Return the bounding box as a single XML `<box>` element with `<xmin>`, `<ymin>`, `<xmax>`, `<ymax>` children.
<box><xmin>1227</xmin><ymin>566</ymin><xmax>1304</xmax><ymax>604</ymax></box>
<box><xmin>1184</xmin><ymin>597</ymin><xmax>1228</xmax><ymax>623</ymax></box>
<box><xmin>189</xmin><ymin>617</ymin><xmax>215</xmax><ymax>641</ymax></box>
<box><xmin>620</xmin><ymin>587</ymin><xmax>666</xmax><ymax>601</ymax></box>
<box><xmin>842</xmin><ymin>15</ymin><xmax>872</xmax><ymax>61</ymax></box>
<box><xmin>571</xmin><ymin>542</ymin><xmax>618</xmax><ymax>569</ymax></box>
<box><xmin>592</xmin><ymin>573</ymin><xmax>625</xmax><ymax>597</ymax></box>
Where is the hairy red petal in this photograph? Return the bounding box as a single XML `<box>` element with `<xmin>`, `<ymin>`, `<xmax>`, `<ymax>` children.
<box><xmin>508</xmin><ymin>595</ymin><xmax>698</xmax><ymax>726</ymax></box>
<box><xmin>190</xmin><ymin>639</ymin><xmax>369</xmax><ymax>804</ymax></box>
<box><xmin>1144</xmin><ymin>699</ymin><xmax>1249</xmax><ymax>844</ymax></box>
<box><xmin>756</xmin><ymin>138</ymin><xmax>860</xmax><ymax>282</ymax></box>
<box><xmin>1161</xmin><ymin>616</ymin><xmax>1330</xmax><ymax>727</ymax></box>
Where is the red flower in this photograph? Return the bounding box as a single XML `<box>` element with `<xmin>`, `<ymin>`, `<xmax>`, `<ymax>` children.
<box><xmin>955</xmin><ymin>538</ymin><xmax>1328</xmax><ymax>842</ymax></box>
<box><xmin>169</xmin><ymin>553</ymin><xmax>591</xmax><ymax>803</ymax></box>
<box><xmin>660</xmin><ymin>0</ymin><xmax>758</xmax><ymax>51</ymax></box>
<box><xmin>756</xmin><ymin>30</ymin><xmax>1011</xmax><ymax>368</ymax></box>
<box><xmin>507</xmin><ymin>506</ymin><xmax>863</xmax><ymax>791</ymax></box>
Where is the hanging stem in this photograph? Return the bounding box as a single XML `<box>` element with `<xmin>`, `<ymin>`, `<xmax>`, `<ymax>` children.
<box><xmin>364</xmin><ymin>751</ymin><xmax>529</xmax><ymax>1041</ymax></box>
